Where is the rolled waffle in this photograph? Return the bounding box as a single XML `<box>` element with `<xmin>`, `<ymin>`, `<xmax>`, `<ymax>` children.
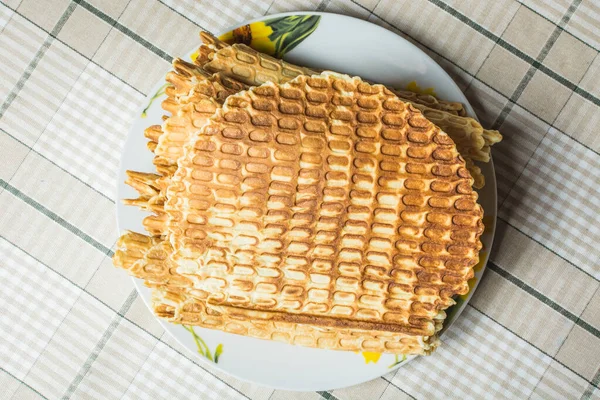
<box><xmin>163</xmin><ymin>72</ymin><xmax>483</xmax><ymax>339</ymax></box>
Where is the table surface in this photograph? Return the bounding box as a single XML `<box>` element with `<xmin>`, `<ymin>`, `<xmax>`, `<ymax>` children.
<box><xmin>1</xmin><ymin>0</ymin><xmax>599</xmax><ymax>399</ymax></box>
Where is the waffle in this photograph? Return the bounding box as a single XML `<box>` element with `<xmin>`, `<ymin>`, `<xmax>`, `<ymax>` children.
<box><xmin>128</xmin><ymin>59</ymin><xmax>495</xmax><ymax>238</ymax></box>
<box><xmin>199</xmin><ymin>32</ymin><xmax>466</xmax><ymax>117</ymax></box>
<box><xmin>126</xmin><ymin>60</ymin><xmax>250</xmax><ymax>236</ymax></box>
<box><xmin>114</xmin><ymin>231</ymin><xmax>191</xmax><ymax>287</ymax></box>
<box><xmin>137</xmin><ymin>53</ymin><xmax>497</xmax><ymax>198</ymax></box>
<box><xmin>157</xmin><ymin>59</ymin><xmax>247</xmax><ymax>168</ymax></box>
<box><xmin>202</xmin><ymin>43</ymin><xmax>316</xmax><ymax>87</ymax></box>
<box><xmin>153</xmin><ymin>287</ymin><xmax>440</xmax><ymax>353</ymax></box>
<box><xmin>114</xmin><ymin>32</ymin><xmax>493</xmax><ymax>355</ymax></box>
<box><xmin>163</xmin><ymin>72</ymin><xmax>483</xmax><ymax>338</ymax></box>
<box><xmin>413</xmin><ymin>106</ymin><xmax>503</xmax><ymax>163</ymax></box>
<box><xmin>196</xmin><ymin>32</ymin><xmax>500</xmax><ymax>187</ymax></box>
<box><xmin>392</xmin><ymin>89</ymin><xmax>466</xmax><ymax>116</ymax></box>
<box><xmin>196</xmin><ymin>30</ymin><xmax>229</xmax><ymax>66</ymax></box>
<box><xmin>140</xmin><ymin>59</ymin><xmax>247</xmax><ymax>178</ymax></box>
<box><xmin>114</xmin><ymin>230</ymin><xmax>440</xmax><ymax>354</ymax></box>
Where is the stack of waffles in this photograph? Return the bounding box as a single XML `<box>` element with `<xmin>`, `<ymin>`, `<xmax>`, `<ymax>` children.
<box><xmin>113</xmin><ymin>32</ymin><xmax>502</xmax><ymax>355</ymax></box>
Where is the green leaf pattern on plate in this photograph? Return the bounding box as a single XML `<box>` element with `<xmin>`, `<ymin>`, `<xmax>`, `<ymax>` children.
<box><xmin>220</xmin><ymin>15</ymin><xmax>320</xmax><ymax>59</ymax></box>
<box><xmin>388</xmin><ymin>354</ymin><xmax>407</xmax><ymax>369</ymax></box>
<box><xmin>184</xmin><ymin>325</ymin><xmax>223</xmax><ymax>363</ymax></box>
<box><xmin>141</xmin><ymin>82</ymin><xmax>170</xmax><ymax>118</ymax></box>
<box><xmin>266</xmin><ymin>15</ymin><xmax>321</xmax><ymax>58</ymax></box>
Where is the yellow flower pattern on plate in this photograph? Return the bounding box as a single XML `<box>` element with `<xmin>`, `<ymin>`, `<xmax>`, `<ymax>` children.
<box><xmin>405</xmin><ymin>80</ymin><xmax>437</xmax><ymax>97</ymax></box>
<box><xmin>361</xmin><ymin>352</ymin><xmax>382</xmax><ymax>364</ymax></box>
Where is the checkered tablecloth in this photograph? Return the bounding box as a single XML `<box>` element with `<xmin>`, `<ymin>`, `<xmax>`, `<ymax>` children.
<box><xmin>1</xmin><ymin>0</ymin><xmax>599</xmax><ymax>399</ymax></box>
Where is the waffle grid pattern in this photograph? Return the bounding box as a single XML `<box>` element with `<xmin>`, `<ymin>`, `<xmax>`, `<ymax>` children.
<box><xmin>165</xmin><ymin>74</ymin><xmax>483</xmax><ymax>338</ymax></box>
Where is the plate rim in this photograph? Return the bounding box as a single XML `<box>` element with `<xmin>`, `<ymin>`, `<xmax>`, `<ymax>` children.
<box><xmin>116</xmin><ymin>10</ymin><xmax>497</xmax><ymax>391</ymax></box>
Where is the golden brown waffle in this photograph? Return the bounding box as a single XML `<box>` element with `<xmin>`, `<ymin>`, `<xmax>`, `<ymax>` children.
<box><xmin>139</xmin><ymin>59</ymin><xmax>246</xmax><ymax>173</ymax></box>
<box><xmin>130</xmin><ymin>34</ymin><xmax>497</xmax><ymax>194</ymax></box>
<box><xmin>136</xmin><ymin>44</ymin><xmax>496</xmax><ymax>207</ymax></box>
<box><xmin>114</xmin><ymin>231</ymin><xmax>191</xmax><ymax>287</ymax></box>
<box><xmin>463</xmin><ymin>159</ymin><xmax>484</xmax><ymax>190</ymax></box>
<box><xmin>413</xmin><ymin>106</ymin><xmax>503</xmax><ymax>164</ymax></box>
<box><xmin>199</xmin><ymin>32</ymin><xmax>464</xmax><ymax>116</ymax></box>
<box><xmin>156</xmin><ymin>59</ymin><xmax>247</xmax><ymax>167</ymax></box>
<box><xmin>125</xmin><ymin>59</ymin><xmax>250</xmax><ymax>236</ymax></box>
<box><xmin>391</xmin><ymin>90</ymin><xmax>466</xmax><ymax>116</ymax></box>
<box><xmin>122</xmin><ymin>171</ymin><xmax>170</xmax><ymax>236</ymax></box>
<box><xmin>196</xmin><ymin>32</ymin><xmax>500</xmax><ymax>187</ymax></box>
<box><xmin>115</xmin><ymin>32</ymin><xmax>493</xmax><ymax>354</ymax></box>
<box><xmin>145</xmin><ymin>122</ymin><xmax>177</xmax><ymax>177</ymax></box>
<box><xmin>144</xmin><ymin>124</ymin><xmax>162</xmax><ymax>153</ymax></box>
<box><xmin>159</xmin><ymin>85</ymin><xmax>245</xmax><ymax>165</ymax></box>
<box><xmin>122</xmin><ymin>171</ymin><xmax>163</xmax><ymax>211</ymax></box>
<box><xmin>196</xmin><ymin>31</ymin><xmax>229</xmax><ymax>66</ymax></box>
<box><xmin>164</xmin><ymin>73</ymin><xmax>483</xmax><ymax>338</ymax></box>
<box><xmin>114</xmin><ymin>231</ymin><xmax>440</xmax><ymax>354</ymax></box>
<box><xmin>153</xmin><ymin>287</ymin><xmax>441</xmax><ymax>354</ymax></box>
<box><xmin>401</xmin><ymin>104</ymin><xmax>501</xmax><ymax>188</ymax></box>
<box><xmin>203</xmin><ymin>42</ymin><xmax>317</xmax><ymax>87</ymax></box>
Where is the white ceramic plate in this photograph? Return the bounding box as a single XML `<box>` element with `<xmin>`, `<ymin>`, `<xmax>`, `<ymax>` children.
<box><xmin>116</xmin><ymin>11</ymin><xmax>497</xmax><ymax>391</ymax></box>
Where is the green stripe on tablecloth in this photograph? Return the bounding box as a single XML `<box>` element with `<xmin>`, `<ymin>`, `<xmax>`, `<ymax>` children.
<box><xmin>0</xmin><ymin>366</ymin><xmax>49</xmax><ymax>400</ymax></box>
<box><xmin>4</xmin><ymin>7</ymin><xmax>145</xmax><ymax>95</ymax></box>
<box><xmin>155</xmin><ymin>0</ymin><xmax>209</xmax><ymax>30</ymax></box>
<box><xmin>381</xmin><ymin>378</ymin><xmax>417</xmax><ymax>400</ymax></box>
<box><xmin>0</xmin><ymin>129</ymin><xmax>114</xmax><ymax>203</ymax></box>
<box><xmin>489</xmin><ymin>263</ymin><xmax>600</xmax><ymax>339</ymax></box>
<box><xmin>491</xmin><ymin>0</ymin><xmax>582</xmax><ymax>129</ymax></box>
<box><xmin>0</xmin><ymin>178</ymin><xmax>113</xmax><ymax>256</ymax></box>
<box><xmin>470</xmin><ymin>304</ymin><xmax>599</xmax><ymax>389</ymax></box>
<box><xmin>513</xmin><ymin>3</ymin><xmax>598</xmax><ymax>52</ymax></box>
<box><xmin>75</xmin><ymin>0</ymin><xmax>173</xmax><ymax>63</ymax></box>
<box><xmin>317</xmin><ymin>390</ymin><xmax>339</xmax><ymax>400</ymax></box>
<box><xmin>316</xmin><ymin>0</ymin><xmax>332</xmax><ymax>12</ymax></box>
<box><xmin>0</xmin><ymin>235</ymin><xmax>250</xmax><ymax>400</ymax></box>
<box><xmin>61</xmin><ymin>290</ymin><xmax>138</xmax><ymax>399</ymax></box>
<box><xmin>581</xmin><ymin>369</ymin><xmax>600</xmax><ymax>400</ymax></box>
<box><xmin>0</xmin><ymin>2</ymin><xmax>77</xmax><ymax>118</ymax></box>
<box><xmin>497</xmin><ymin>216</ymin><xmax>598</xmax><ymax>282</ymax></box>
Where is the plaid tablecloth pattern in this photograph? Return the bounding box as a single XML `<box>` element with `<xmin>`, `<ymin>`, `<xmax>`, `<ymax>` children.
<box><xmin>1</xmin><ymin>0</ymin><xmax>599</xmax><ymax>399</ymax></box>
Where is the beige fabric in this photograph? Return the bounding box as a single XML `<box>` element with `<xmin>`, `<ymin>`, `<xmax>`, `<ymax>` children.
<box><xmin>2</xmin><ymin>1</ymin><xmax>599</xmax><ymax>399</ymax></box>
